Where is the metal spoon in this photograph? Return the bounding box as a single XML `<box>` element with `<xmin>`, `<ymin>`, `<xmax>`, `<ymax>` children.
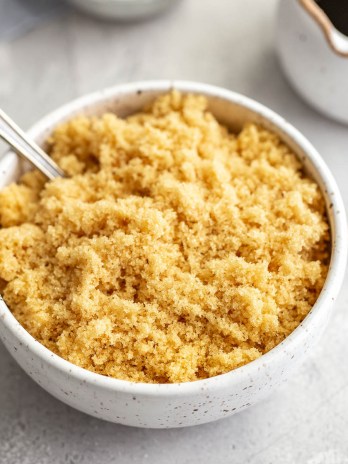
<box><xmin>0</xmin><ymin>108</ymin><xmax>65</xmax><ymax>180</ymax></box>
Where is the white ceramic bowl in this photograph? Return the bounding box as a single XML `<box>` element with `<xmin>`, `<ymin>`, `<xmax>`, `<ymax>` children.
<box><xmin>66</xmin><ymin>0</ymin><xmax>179</xmax><ymax>21</ymax></box>
<box><xmin>0</xmin><ymin>81</ymin><xmax>346</xmax><ymax>428</ymax></box>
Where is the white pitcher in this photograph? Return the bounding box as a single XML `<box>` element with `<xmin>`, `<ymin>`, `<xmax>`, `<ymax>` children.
<box><xmin>276</xmin><ymin>0</ymin><xmax>348</xmax><ymax>124</ymax></box>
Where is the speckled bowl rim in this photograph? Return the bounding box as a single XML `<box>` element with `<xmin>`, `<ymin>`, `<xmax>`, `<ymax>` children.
<box><xmin>0</xmin><ymin>80</ymin><xmax>347</xmax><ymax>397</ymax></box>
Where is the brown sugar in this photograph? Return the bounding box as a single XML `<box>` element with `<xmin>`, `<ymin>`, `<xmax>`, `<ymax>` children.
<box><xmin>0</xmin><ymin>92</ymin><xmax>330</xmax><ymax>383</ymax></box>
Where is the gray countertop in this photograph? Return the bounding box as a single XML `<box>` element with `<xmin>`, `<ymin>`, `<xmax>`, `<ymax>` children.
<box><xmin>1</xmin><ymin>0</ymin><xmax>348</xmax><ymax>462</ymax></box>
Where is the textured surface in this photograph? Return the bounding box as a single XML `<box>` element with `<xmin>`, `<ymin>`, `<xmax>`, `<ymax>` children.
<box><xmin>1</xmin><ymin>0</ymin><xmax>348</xmax><ymax>461</ymax></box>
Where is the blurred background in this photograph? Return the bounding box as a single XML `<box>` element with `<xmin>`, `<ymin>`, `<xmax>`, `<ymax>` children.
<box><xmin>1</xmin><ymin>1</ymin><xmax>348</xmax><ymax>463</ymax></box>
<box><xmin>1</xmin><ymin>0</ymin><xmax>292</xmax><ymax>127</ymax></box>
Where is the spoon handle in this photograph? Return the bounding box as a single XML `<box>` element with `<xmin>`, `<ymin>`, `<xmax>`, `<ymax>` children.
<box><xmin>0</xmin><ymin>109</ymin><xmax>64</xmax><ymax>180</ymax></box>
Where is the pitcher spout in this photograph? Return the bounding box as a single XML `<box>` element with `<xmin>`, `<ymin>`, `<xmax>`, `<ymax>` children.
<box><xmin>300</xmin><ymin>0</ymin><xmax>348</xmax><ymax>57</ymax></box>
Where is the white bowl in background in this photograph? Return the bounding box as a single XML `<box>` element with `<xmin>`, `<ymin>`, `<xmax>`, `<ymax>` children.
<box><xmin>66</xmin><ymin>0</ymin><xmax>180</xmax><ymax>21</ymax></box>
<box><xmin>0</xmin><ymin>81</ymin><xmax>346</xmax><ymax>428</ymax></box>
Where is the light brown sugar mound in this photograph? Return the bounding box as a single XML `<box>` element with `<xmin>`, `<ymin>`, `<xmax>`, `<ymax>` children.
<box><xmin>0</xmin><ymin>92</ymin><xmax>330</xmax><ymax>383</ymax></box>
